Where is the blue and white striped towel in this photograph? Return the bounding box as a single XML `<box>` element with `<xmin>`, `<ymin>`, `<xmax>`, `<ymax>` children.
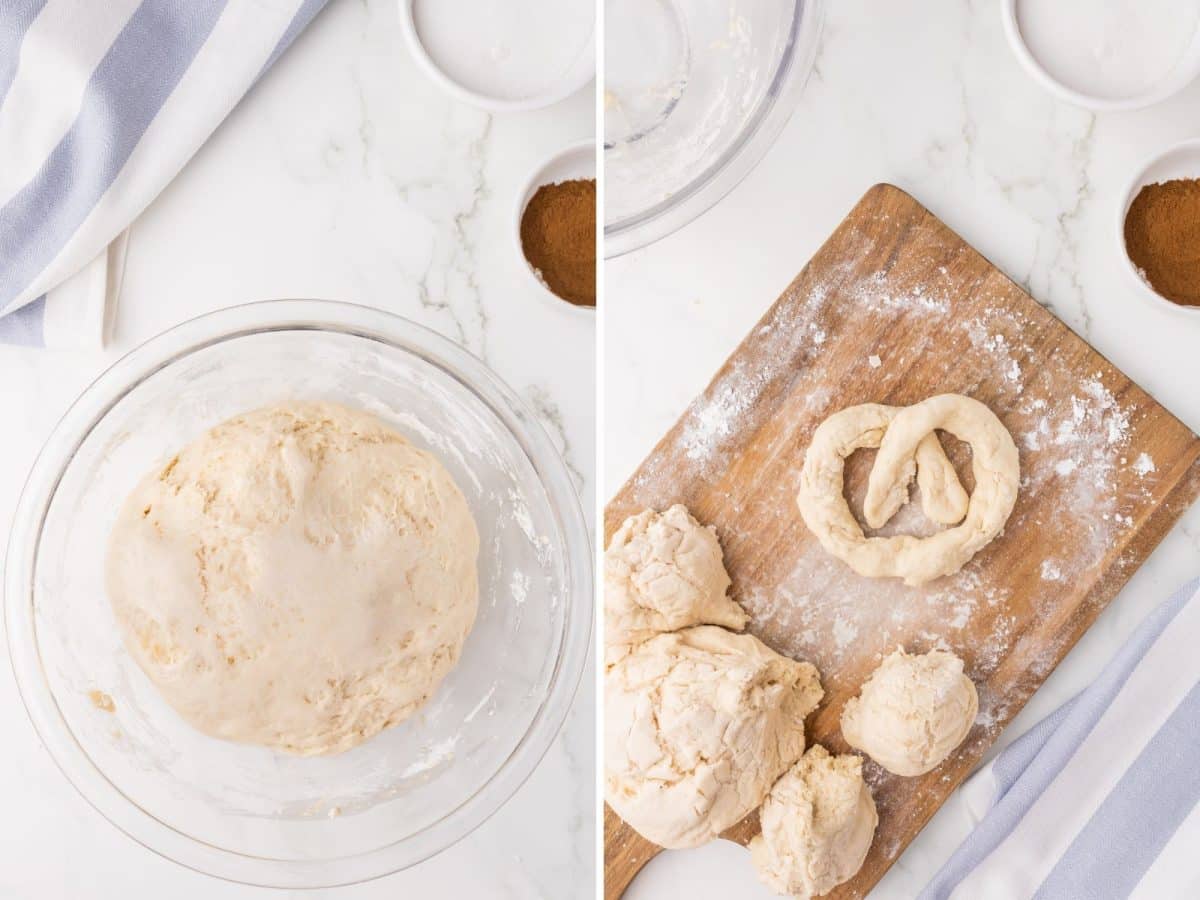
<box><xmin>922</xmin><ymin>577</ymin><xmax>1200</xmax><ymax>899</ymax></box>
<box><xmin>0</xmin><ymin>0</ymin><xmax>329</xmax><ymax>348</ymax></box>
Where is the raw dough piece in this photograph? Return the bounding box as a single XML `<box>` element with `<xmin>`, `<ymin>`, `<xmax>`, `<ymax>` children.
<box><xmin>106</xmin><ymin>402</ymin><xmax>480</xmax><ymax>756</ymax></box>
<box><xmin>605</xmin><ymin>625</ymin><xmax>823</xmax><ymax>848</ymax></box>
<box><xmin>797</xmin><ymin>394</ymin><xmax>1019</xmax><ymax>585</ymax></box>
<box><xmin>749</xmin><ymin>745</ymin><xmax>878</xmax><ymax>899</ymax></box>
<box><xmin>841</xmin><ymin>647</ymin><xmax>978</xmax><ymax>776</ymax></box>
<box><xmin>604</xmin><ymin>504</ymin><xmax>747</xmax><ymax>657</ymax></box>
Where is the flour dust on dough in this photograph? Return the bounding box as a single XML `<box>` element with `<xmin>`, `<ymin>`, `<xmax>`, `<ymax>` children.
<box><xmin>841</xmin><ymin>647</ymin><xmax>978</xmax><ymax>777</ymax></box>
<box><xmin>749</xmin><ymin>744</ymin><xmax>878</xmax><ymax>899</ymax></box>
<box><xmin>797</xmin><ymin>394</ymin><xmax>1019</xmax><ymax>585</ymax></box>
<box><xmin>106</xmin><ymin>402</ymin><xmax>480</xmax><ymax>756</ymax></box>
<box><xmin>605</xmin><ymin>625</ymin><xmax>823</xmax><ymax>848</ymax></box>
<box><xmin>604</xmin><ymin>504</ymin><xmax>747</xmax><ymax>661</ymax></box>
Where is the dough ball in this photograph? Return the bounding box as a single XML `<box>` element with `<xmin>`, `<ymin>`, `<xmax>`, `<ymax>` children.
<box><xmin>841</xmin><ymin>647</ymin><xmax>977</xmax><ymax>776</ymax></box>
<box><xmin>750</xmin><ymin>745</ymin><xmax>878</xmax><ymax>899</ymax></box>
<box><xmin>106</xmin><ymin>403</ymin><xmax>479</xmax><ymax>756</ymax></box>
<box><xmin>605</xmin><ymin>625</ymin><xmax>823</xmax><ymax>848</ymax></box>
<box><xmin>604</xmin><ymin>505</ymin><xmax>747</xmax><ymax>657</ymax></box>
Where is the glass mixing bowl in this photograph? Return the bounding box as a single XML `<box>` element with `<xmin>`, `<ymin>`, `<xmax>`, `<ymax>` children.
<box><xmin>604</xmin><ymin>0</ymin><xmax>824</xmax><ymax>256</ymax></box>
<box><xmin>5</xmin><ymin>300</ymin><xmax>592</xmax><ymax>888</ymax></box>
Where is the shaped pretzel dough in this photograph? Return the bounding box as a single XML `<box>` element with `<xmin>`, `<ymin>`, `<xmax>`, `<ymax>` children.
<box><xmin>797</xmin><ymin>395</ymin><xmax>1019</xmax><ymax>585</ymax></box>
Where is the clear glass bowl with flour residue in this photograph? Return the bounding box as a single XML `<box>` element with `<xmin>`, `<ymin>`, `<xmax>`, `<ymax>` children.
<box><xmin>5</xmin><ymin>300</ymin><xmax>591</xmax><ymax>887</ymax></box>
<box><xmin>604</xmin><ymin>0</ymin><xmax>824</xmax><ymax>256</ymax></box>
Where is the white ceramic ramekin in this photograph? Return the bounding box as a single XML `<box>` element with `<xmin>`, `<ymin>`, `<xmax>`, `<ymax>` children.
<box><xmin>513</xmin><ymin>140</ymin><xmax>596</xmax><ymax>319</ymax></box>
<box><xmin>1116</xmin><ymin>139</ymin><xmax>1200</xmax><ymax>319</ymax></box>
<box><xmin>398</xmin><ymin>0</ymin><xmax>595</xmax><ymax>112</ymax></box>
<box><xmin>1001</xmin><ymin>0</ymin><xmax>1200</xmax><ymax>111</ymax></box>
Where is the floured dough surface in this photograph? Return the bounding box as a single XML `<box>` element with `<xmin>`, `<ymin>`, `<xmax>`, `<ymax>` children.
<box><xmin>106</xmin><ymin>402</ymin><xmax>479</xmax><ymax>756</ymax></box>
<box><xmin>605</xmin><ymin>625</ymin><xmax>823</xmax><ymax>848</ymax></box>
<box><xmin>841</xmin><ymin>647</ymin><xmax>978</xmax><ymax>776</ymax></box>
<box><xmin>604</xmin><ymin>504</ymin><xmax>747</xmax><ymax>658</ymax></box>
<box><xmin>750</xmin><ymin>745</ymin><xmax>878</xmax><ymax>899</ymax></box>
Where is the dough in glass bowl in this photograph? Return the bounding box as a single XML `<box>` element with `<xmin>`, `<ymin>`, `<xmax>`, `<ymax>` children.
<box><xmin>106</xmin><ymin>402</ymin><xmax>479</xmax><ymax>756</ymax></box>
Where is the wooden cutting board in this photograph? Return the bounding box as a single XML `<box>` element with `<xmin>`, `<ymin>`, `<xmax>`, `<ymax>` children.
<box><xmin>604</xmin><ymin>184</ymin><xmax>1200</xmax><ymax>899</ymax></box>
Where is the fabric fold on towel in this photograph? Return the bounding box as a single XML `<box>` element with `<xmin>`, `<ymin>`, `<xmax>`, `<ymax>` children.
<box><xmin>0</xmin><ymin>0</ymin><xmax>329</xmax><ymax>348</ymax></box>
<box><xmin>921</xmin><ymin>577</ymin><xmax>1200</xmax><ymax>900</ymax></box>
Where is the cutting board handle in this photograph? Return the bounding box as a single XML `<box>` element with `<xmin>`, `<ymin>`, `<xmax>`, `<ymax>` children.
<box><xmin>604</xmin><ymin>805</ymin><xmax>662</xmax><ymax>900</ymax></box>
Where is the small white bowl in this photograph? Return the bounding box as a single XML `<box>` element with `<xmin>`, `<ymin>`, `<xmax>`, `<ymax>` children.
<box><xmin>398</xmin><ymin>0</ymin><xmax>595</xmax><ymax>112</ymax></box>
<box><xmin>1116</xmin><ymin>138</ymin><xmax>1200</xmax><ymax>318</ymax></box>
<box><xmin>513</xmin><ymin>140</ymin><xmax>596</xmax><ymax>319</ymax></box>
<box><xmin>1001</xmin><ymin>0</ymin><xmax>1200</xmax><ymax>111</ymax></box>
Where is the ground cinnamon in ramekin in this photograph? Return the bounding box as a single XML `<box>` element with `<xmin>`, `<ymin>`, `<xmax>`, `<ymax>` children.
<box><xmin>1123</xmin><ymin>178</ymin><xmax>1200</xmax><ymax>307</ymax></box>
<box><xmin>520</xmin><ymin>178</ymin><xmax>596</xmax><ymax>307</ymax></box>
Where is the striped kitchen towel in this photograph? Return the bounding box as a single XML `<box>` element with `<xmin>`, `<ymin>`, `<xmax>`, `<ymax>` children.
<box><xmin>0</xmin><ymin>0</ymin><xmax>329</xmax><ymax>348</ymax></box>
<box><xmin>921</xmin><ymin>577</ymin><xmax>1200</xmax><ymax>900</ymax></box>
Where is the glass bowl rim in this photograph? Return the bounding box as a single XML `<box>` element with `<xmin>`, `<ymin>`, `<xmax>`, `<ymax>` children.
<box><xmin>603</xmin><ymin>0</ymin><xmax>825</xmax><ymax>257</ymax></box>
<box><xmin>4</xmin><ymin>299</ymin><xmax>593</xmax><ymax>888</ymax></box>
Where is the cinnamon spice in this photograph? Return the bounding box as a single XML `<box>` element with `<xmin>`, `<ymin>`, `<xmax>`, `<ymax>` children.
<box><xmin>1123</xmin><ymin>178</ymin><xmax>1200</xmax><ymax>307</ymax></box>
<box><xmin>520</xmin><ymin>178</ymin><xmax>596</xmax><ymax>307</ymax></box>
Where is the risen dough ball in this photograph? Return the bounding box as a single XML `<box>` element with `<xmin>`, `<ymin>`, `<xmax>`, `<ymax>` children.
<box><xmin>106</xmin><ymin>403</ymin><xmax>479</xmax><ymax>756</ymax></box>
<box><xmin>605</xmin><ymin>625</ymin><xmax>823</xmax><ymax>848</ymax></box>
<box><xmin>604</xmin><ymin>505</ymin><xmax>747</xmax><ymax>658</ymax></box>
<box><xmin>841</xmin><ymin>647</ymin><xmax>977</xmax><ymax>776</ymax></box>
<box><xmin>750</xmin><ymin>745</ymin><xmax>878</xmax><ymax>899</ymax></box>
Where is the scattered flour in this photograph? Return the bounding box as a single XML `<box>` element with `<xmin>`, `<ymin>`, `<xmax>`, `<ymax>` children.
<box><xmin>1040</xmin><ymin>560</ymin><xmax>1064</xmax><ymax>582</ymax></box>
<box><xmin>832</xmin><ymin>616</ymin><xmax>859</xmax><ymax>649</ymax></box>
<box><xmin>1133</xmin><ymin>452</ymin><xmax>1156</xmax><ymax>476</ymax></box>
<box><xmin>666</xmin><ymin>280</ymin><xmax>835</xmax><ymax>472</ymax></box>
<box><xmin>1023</xmin><ymin>417</ymin><xmax>1050</xmax><ymax>451</ymax></box>
<box><xmin>965</xmin><ymin>320</ymin><xmax>1025</xmax><ymax>395</ymax></box>
<box><xmin>948</xmin><ymin>601</ymin><xmax>973</xmax><ymax>630</ymax></box>
<box><xmin>868</xmin><ymin>354</ymin><xmax>882</xmax><ymax>368</ymax></box>
<box><xmin>680</xmin><ymin>373</ymin><xmax>756</xmax><ymax>462</ymax></box>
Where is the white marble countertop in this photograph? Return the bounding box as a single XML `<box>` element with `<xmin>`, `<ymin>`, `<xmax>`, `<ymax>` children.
<box><xmin>609</xmin><ymin>1</ymin><xmax>1200</xmax><ymax>897</ymax></box>
<box><xmin>0</xmin><ymin>1</ymin><xmax>595</xmax><ymax>898</ymax></box>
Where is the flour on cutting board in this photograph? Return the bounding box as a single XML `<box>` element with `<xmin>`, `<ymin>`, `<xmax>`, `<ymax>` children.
<box><xmin>633</xmin><ymin>241</ymin><xmax>1154</xmax><ymax>753</ymax></box>
<box><xmin>1133</xmin><ymin>452</ymin><xmax>1156</xmax><ymax>476</ymax></box>
<box><xmin>606</xmin><ymin>192</ymin><xmax>1200</xmax><ymax>892</ymax></box>
<box><xmin>670</xmin><ymin>282</ymin><xmax>836</xmax><ymax>470</ymax></box>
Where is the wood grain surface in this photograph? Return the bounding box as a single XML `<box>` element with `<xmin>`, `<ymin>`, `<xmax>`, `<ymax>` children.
<box><xmin>603</xmin><ymin>184</ymin><xmax>1200</xmax><ymax>899</ymax></box>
